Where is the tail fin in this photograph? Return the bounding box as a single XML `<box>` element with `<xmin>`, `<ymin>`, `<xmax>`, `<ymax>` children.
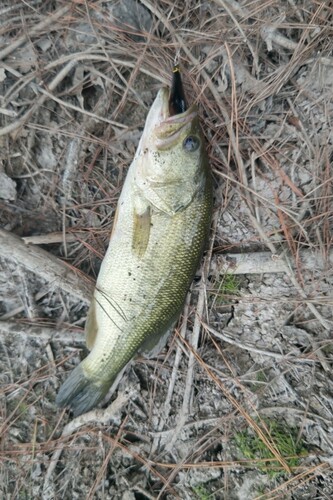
<box><xmin>56</xmin><ymin>364</ymin><xmax>110</xmax><ymax>417</ymax></box>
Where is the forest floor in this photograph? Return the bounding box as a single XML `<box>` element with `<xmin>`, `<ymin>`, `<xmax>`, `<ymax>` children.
<box><xmin>0</xmin><ymin>1</ymin><xmax>332</xmax><ymax>499</ymax></box>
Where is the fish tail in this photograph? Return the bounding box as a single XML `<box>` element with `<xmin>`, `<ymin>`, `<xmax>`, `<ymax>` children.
<box><xmin>56</xmin><ymin>363</ymin><xmax>110</xmax><ymax>417</ymax></box>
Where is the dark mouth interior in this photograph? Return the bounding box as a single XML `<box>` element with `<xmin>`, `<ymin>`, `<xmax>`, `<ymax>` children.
<box><xmin>168</xmin><ymin>65</ymin><xmax>187</xmax><ymax>116</ymax></box>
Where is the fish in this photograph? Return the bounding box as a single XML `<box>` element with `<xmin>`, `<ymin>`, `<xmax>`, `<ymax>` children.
<box><xmin>56</xmin><ymin>66</ymin><xmax>213</xmax><ymax>416</ymax></box>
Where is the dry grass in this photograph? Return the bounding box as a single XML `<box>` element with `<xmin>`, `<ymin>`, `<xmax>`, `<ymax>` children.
<box><xmin>0</xmin><ymin>0</ymin><xmax>332</xmax><ymax>498</ymax></box>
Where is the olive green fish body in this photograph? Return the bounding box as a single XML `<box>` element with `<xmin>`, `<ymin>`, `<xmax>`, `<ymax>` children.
<box><xmin>56</xmin><ymin>87</ymin><xmax>212</xmax><ymax>416</ymax></box>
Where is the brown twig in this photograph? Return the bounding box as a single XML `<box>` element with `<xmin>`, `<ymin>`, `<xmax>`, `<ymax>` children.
<box><xmin>0</xmin><ymin>5</ymin><xmax>70</xmax><ymax>61</ymax></box>
<box><xmin>0</xmin><ymin>229</ymin><xmax>94</xmax><ymax>303</ymax></box>
<box><xmin>42</xmin><ymin>386</ymin><xmax>138</xmax><ymax>497</ymax></box>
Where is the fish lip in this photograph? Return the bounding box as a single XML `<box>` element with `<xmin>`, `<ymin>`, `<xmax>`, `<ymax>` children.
<box><xmin>154</xmin><ymin>87</ymin><xmax>197</xmax><ymax>122</ymax></box>
<box><xmin>161</xmin><ymin>108</ymin><xmax>197</xmax><ymax>126</ymax></box>
<box><xmin>154</xmin><ymin>108</ymin><xmax>197</xmax><ymax>149</ymax></box>
<box><xmin>155</xmin><ymin>88</ymin><xmax>198</xmax><ymax>148</ymax></box>
<box><xmin>138</xmin><ymin>87</ymin><xmax>198</xmax><ymax>152</ymax></box>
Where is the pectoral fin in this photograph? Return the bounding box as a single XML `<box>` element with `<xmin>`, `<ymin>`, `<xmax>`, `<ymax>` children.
<box><xmin>85</xmin><ymin>300</ymin><xmax>98</xmax><ymax>350</ymax></box>
<box><xmin>132</xmin><ymin>206</ymin><xmax>151</xmax><ymax>257</ymax></box>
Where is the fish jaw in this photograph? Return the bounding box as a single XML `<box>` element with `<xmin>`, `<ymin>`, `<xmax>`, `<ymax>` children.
<box><xmin>142</xmin><ymin>87</ymin><xmax>169</xmax><ymax>133</ymax></box>
<box><xmin>137</xmin><ymin>88</ymin><xmax>199</xmax><ymax>154</ymax></box>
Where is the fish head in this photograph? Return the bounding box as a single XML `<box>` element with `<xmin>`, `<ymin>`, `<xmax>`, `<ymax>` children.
<box><xmin>135</xmin><ymin>87</ymin><xmax>207</xmax><ymax>204</ymax></box>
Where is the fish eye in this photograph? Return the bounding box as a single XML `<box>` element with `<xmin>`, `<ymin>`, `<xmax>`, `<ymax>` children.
<box><xmin>183</xmin><ymin>135</ymin><xmax>200</xmax><ymax>152</ymax></box>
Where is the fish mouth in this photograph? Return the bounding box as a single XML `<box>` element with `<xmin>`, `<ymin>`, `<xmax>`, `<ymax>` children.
<box><xmin>147</xmin><ymin>88</ymin><xmax>197</xmax><ymax>150</ymax></box>
<box><xmin>141</xmin><ymin>69</ymin><xmax>198</xmax><ymax>151</ymax></box>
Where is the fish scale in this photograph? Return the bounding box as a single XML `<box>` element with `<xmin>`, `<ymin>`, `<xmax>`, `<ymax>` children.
<box><xmin>56</xmin><ymin>74</ymin><xmax>212</xmax><ymax>416</ymax></box>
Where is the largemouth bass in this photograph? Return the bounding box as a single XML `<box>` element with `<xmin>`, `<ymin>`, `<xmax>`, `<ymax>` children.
<box><xmin>56</xmin><ymin>67</ymin><xmax>212</xmax><ymax>416</ymax></box>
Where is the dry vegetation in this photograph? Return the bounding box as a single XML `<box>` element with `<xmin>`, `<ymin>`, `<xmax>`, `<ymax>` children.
<box><xmin>0</xmin><ymin>1</ymin><xmax>332</xmax><ymax>499</ymax></box>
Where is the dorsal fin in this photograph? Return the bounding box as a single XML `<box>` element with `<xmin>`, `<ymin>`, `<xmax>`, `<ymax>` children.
<box><xmin>109</xmin><ymin>205</ymin><xmax>119</xmax><ymax>241</ymax></box>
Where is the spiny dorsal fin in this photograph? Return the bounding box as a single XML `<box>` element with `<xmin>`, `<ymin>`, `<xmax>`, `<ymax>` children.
<box><xmin>109</xmin><ymin>205</ymin><xmax>119</xmax><ymax>241</ymax></box>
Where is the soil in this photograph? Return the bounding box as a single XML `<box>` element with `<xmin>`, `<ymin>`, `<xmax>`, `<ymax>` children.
<box><xmin>0</xmin><ymin>1</ymin><xmax>332</xmax><ymax>499</ymax></box>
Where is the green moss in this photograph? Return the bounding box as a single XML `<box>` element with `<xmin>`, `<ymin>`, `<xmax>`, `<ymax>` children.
<box><xmin>211</xmin><ymin>274</ymin><xmax>240</xmax><ymax>307</ymax></box>
<box><xmin>322</xmin><ymin>343</ymin><xmax>333</xmax><ymax>356</ymax></box>
<box><xmin>256</xmin><ymin>370</ymin><xmax>267</xmax><ymax>383</ymax></box>
<box><xmin>18</xmin><ymin>402</ymin><xmax>29</xmax><ymax>415</ymax></box>
<box><xmin>192</xmin><ymin>485</ymin><xmax>215</xmax><ymax>500</ymax></box>
<box><xmin>251</xmin><ymin>369</ymin><xmax>268</xmax><ymax>392</ymax></box>
<box><xmin>234</xmin><ymin>419</ymin><xmax>307</xmax><ymax>478</ymax></box>
<box><xmin>219</xmin><ymin>274</ymin><xmax>240</xmax><ymax>295</ymax></box>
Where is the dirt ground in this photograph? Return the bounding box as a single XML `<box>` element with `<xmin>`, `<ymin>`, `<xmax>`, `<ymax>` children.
<box><xmin>0</xmin><ymin>1</ymin><xmax>332</xmax><ymax>499</ymax></box>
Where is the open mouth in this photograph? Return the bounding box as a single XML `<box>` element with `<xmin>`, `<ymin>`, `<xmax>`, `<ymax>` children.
<box><xmin>152</xmin><ymin>66</ymin><xmax>197</xmax><ymax>149</ymax></box>
<box><xmin>139</xmin><ymin>66</ymin><xmax>198</xmax><ymax>152</ymax></box>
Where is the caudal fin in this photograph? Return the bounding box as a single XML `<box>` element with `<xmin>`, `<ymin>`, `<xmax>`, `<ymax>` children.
<box><xmin>56</xmin><ymin>364</ymin><xmax>110</xmax><ymax>417</ymax></box>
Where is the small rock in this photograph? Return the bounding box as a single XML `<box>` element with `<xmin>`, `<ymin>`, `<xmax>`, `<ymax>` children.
<box><xmin>9</xmin><ymin>45</ymin><xmax>37</xmax><ymax>74</ymax></box>
<box><xmin>0</xmin><ymin>171</ymin><xmax>17</xmax><ymax>200</ymax></box>
<box><xmin>35</xmin><ymin>38</ymin><xmax>52</xmax><ymax>52</ymax></box>
<box><xmin>0</xmin><ymin>67</ymin><xmax>6</xmax><ymax>82</ymax></box>
<box><xmin>109</xmin><ymin>0</ymin><xmax>152</xmax><ymax>40</ymax></box>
